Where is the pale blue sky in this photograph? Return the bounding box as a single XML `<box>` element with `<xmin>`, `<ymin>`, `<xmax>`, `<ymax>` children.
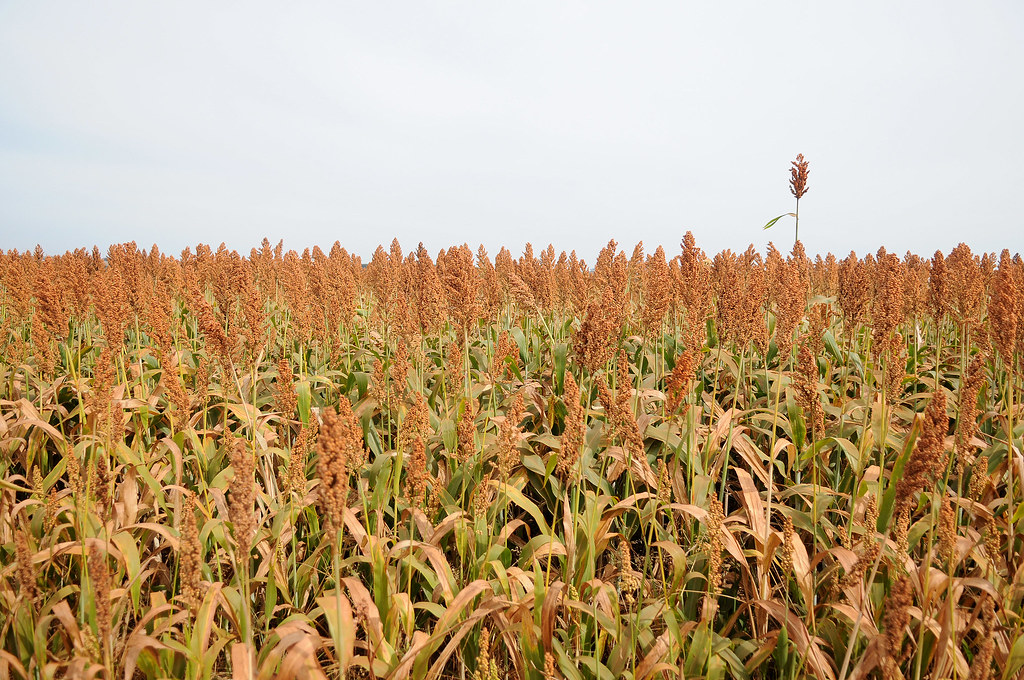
<box><xmin>1</xmin><ymin>2</ymin><xmax>1022</xmax><ymax>260</ymax></box>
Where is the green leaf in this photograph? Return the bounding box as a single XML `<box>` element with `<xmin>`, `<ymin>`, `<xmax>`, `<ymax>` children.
<box><xmin>521</xmin><ymin>453</ymin><xmax>547</xmax><ymax>477</ymax></box>
<box><xmin>554</xmin><ymin>342</ymin><xmax>568</xmax><ymax>395</ymax></box>
<box><xmin>685</xmin><ymin>621</ymin><xmax>711</xmax><ymax>677</ymax></box>
<box><xmin>763</xmin><ymin>213</ymin><xmax>796</xmax><ymax>230</ymax></box>
<box><xmin>263</xmin><ymin>564</ymin><xmax>278</xmax><ymax>629</ymax></box>
<box><xmin>1011</xmin><ymin>499</ymin><xmax>1024</xmax><ymax>524</ymax></box>
<box><xmin>832</xmin><ymin>437</ymin><xmax>863</xmax><ymax>470</ymax></box>
<box><xmin>1005</xmin><ymin>632</ymin><xmax>1024</xmax><ymax>679</ymax></box>
<box><xmin>774</xmin><ymin>624</ymin><xmax>789</xmax><ymax>670</ymax></box>
<box><xmin>440</xmin><ymin>418</ymin><xmax>457</xmax><ymax>454</ymax></box>
<box><xmin>880</xmin><ymin>414</ymin><xmax>923</xmax><ymax>528</ymax></box>
<box><xmin>502</xmin><ymin>484</ymin><xmax>551</xmax><ymax>535</ymax></box>
<box><xmin>786</xmin><ymin>390</ymin><xmax>806</xmax><ymax>453</ymax></box>
<box><xmin>823</xmin><ymin>331</ymin><xmax>843</xmax><ymax>363</ymax></box>
<box><xmin>296</xmin><ymin>380</ymin><xmax>312</xmax><ymax>425</ymax></box>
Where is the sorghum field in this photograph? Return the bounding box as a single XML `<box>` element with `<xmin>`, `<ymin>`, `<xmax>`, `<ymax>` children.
<box><xmin>1</xmin><ymin>237</ymin><xmax>1022</xmax><ymax>680</ymax></box>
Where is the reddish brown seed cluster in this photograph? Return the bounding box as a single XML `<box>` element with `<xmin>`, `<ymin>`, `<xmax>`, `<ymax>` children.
<box><xmin>557</xmin><ymin>372</ymin><xmax>585</xmax><ymax>481</ymax></box>
<box><xmin>780</xmin><ymin>515</ymin><xmax>795</xmax><ymax>575</ymax></box>
<box><xmin>789</xmin><ymin>153</ymin><xmax>810</xmax><ymax>200</ymax></box>
<box><xmin>794</xmin><ymin>340</ymin><xmax>824</xmax><ymax>439</ymax></box>
<box><xmin>596</xmin><ymin>355</ymin><xmax>643</xmax><ymax>468</ymax></box>
<box><xmin>180</xmin><ymin>492</ymin><xmax>203</xmax><ymax>615</ymax></box>
<box><xmin>573</xmin><ymin>288</ymin><xmax>621</xmax><ymax>373</ymax></box>
<box><xmin>89</xmin><ymin>544</ymin><xmax>112</xmax><ymax>651</ymax></box>
<box><xmin>228</xmin><ymin>438</ymin><xmax>257</xmax><ymax>560</ymax></box>
<box><xmin>404</xmin><ymin>394</ymin><xmax>430</xmax><ymax>508</ymax></box>
<box><xmin>928</xmin><ymin>250</ymin><xmax>948</xmax><ymax>322</ymax></box>
<box><xmin>492</xmin><ymin>331</ymin><xmax>517</xmax><ymax>378</ymax></box>
<box><xmin>675</xmin><ymin>232</ymin><xmax>713</xmax><ymax>349</ymax></box>
<box><xmin>286</xmin><ymin>421</ymin><xmax>317</xmax><ymax>498</ymax></box>
<box><xmin>14</xmin><ymin>524</ymin><xmax>37</xmax><ymax>604</ymax></box>
<box><xmin>881</xmin><ymin>576</ymin><xmax>913</xmax><ymax>680</ymax></box>
<box><xmin>87</xmin><ymin>346</ymin><xmax>123</xmax><ymax>445</ymax></box>
<box><xmin>496</xmin><ymin>392</ymin><xmax>525</xmax><ymax>481</ymax></box>
<box><xmin>714</xmin><ymin>247</ymin><xmax>768</xmax><ymax>350</ymax></box>
<box><xmin>990</xmin><ymin>250</ymin><xmax>1019</xmax><ymax>369</ymax></box>
<box><xmin>968</xmin><ymin>596</ymin><xmax>997</xmax><ymax>680</ymax></box>
<box><xmin>947</xmin><ymin>244</ymin><xmax>986</xmax><ymax>329</ymax></box>
<box><xmin>665</xmin><ymin>349</ymin><xmax>698</xmax><ymax>415</ymax></box>
<box><xmin>316</xmin><ymin>401</ymin><xmax>363</xmax><ymax>540</ymax></box>
<box><xmin>192</xmin><ymin>291</ymin><xmax>231</xmax><ymax>369</ymax></box>
<box><xmin>955</xmin><ymin>354</ymin><xmax>986</xmax><ymax>473</ymax></box>
<box><xmin>457</xmin><ymin>401</ymin><xmax>477</xmax><ymax>465</ymax></box>
<box><xmin>274</xmin><ymin>360</ymin><xmax>298</xmax><ymax>420</ymax></box>
<box><xmin>838</xmin><ymin>252</ymin><xmax>870</xmax><ymax>331</ymax></box>
<box><xmin>704</xmin><ymin>496</ymin><xmax>725</xmax><ymax>609</ymax></box>
<box><xmin>937</xmin><ymin>499</ymin><xmax>956</xmax><ymax>564</ymax></box>
<box><xmin>893</xmin><ymin>392</ymin><xmax>948</xmax><ymax>552</ymax></box>
<box><xmin>641</xmin><ymin>246</ymin><xmax>673</xmax><ymax>335</ymax></box>
<box><xmin>444</xmin><ymin>341</ymin><xmax>464</xmax><ymax>396</ymax></box>
<box><xmin>770</xmin><ymin>245</ymin><xmax>808</xmax><ymax>360</ymax></box>
<box><xmin>870</xmin><ymin>251</ymin><xmax>905</xmax><ymax>352</ymax></box>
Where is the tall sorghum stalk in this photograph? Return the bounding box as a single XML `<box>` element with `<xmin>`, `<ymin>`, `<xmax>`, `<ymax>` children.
<box><xmin>991</xmin><ymin>250</ymin><xmax>1019</xmax><ymax>567</ymax></box>
<box><xmin>227</xmin><ymin>437</ymin><xmax>256</xmax><ymax>655</ymax></box>
<box><xmin>317</xmin><ymin>404</ymin><xmax>357</xmax><ymax>680</ymax></box>
<box><xmin>719</xmin><ymin>342</ymin><xmax>746</xmax><ymax>508</ymax></box>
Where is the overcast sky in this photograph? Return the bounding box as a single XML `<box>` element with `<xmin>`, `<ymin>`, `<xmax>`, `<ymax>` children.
<box><xmin>1</xmin><ymin>2</ymin><xmax>1022</xmax><ymax>261</ymax></box>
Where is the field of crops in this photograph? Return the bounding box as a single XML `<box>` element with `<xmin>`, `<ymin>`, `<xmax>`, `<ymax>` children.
<box><xmin>1</xmin><ymin>237</ymin><xmax>1021</xmax><ymax>679</ymax></box>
